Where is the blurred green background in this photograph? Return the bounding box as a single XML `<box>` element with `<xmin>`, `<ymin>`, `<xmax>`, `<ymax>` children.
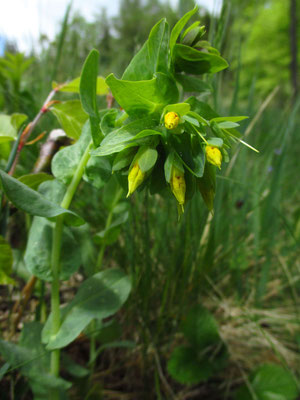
<box><xmin>0</xmin><ymin>0</ymin><xmax>299</xmax><ymax>398</ymax></box>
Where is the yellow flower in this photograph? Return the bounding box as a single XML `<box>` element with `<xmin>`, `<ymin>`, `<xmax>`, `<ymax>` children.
<box><xmin>127</xmin><ymin>162</ymin><xmax>145</xmax><ymax>197</ymax></box>
<box><xmin>205</xmin><ymin>145</ymin><xmax>222</xmax><ymax>169</ymax></box>
<box><xmin>164</xmin><ymin>112</ymin><xmax>180</xmax><ymax>130</ymax></box>
<box><xmin>170</xmin><ymin>165</ymin><xmax>186</xmax><ymax>212</ymax></box>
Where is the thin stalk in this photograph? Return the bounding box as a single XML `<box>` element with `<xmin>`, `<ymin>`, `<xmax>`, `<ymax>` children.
<box><xmin>49</xmin><ymin>140</ymin><xmax>93</xmax><ymax>388</ymax></box>
<box><xmin>5</xmin><ymin>124</ymin><xmax>24</xmax><ymax>173</ymax></box>
<box><xmin>61</xmin><ymin>141</ymin><xmax>93</xmax><ymax>209</ymax></box>
<box><xmin>51</xmin><ymin>2</ymin><xmax>72</xmax><ymax>83</ymax></box>
<box><xmin>95</xmin><ymin>188</ymin><xmax>123</xmax><ymax>270</ymax></box>
<box><xmin>50</xmin><ymin>215</ymin><xmax>63</xmax><ymax>379</ymax></box>
<box><xmin>9</xmin><ymin>88</ymin><xmax>58</xmax><ymax>176</ymax></box>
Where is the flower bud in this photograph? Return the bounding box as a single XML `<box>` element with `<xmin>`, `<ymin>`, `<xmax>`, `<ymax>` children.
<box><xmin>127</xmin><ymin>162</ymin><xmax>145</xmax><ymax>197</ymax></box>
<box><xmin>170</xmin><ymin>165</ymin><xmax>186</xmax><ymax>212</ymax></box>
<box><xmin>164</xmin><ymin>112</ymin><xmax>180</xmax><ymax>130</ymax></box>
<box><xmin>205</xmin><ymin>145</ymin><xmax>222</xmax><ymax>169</ymax></box>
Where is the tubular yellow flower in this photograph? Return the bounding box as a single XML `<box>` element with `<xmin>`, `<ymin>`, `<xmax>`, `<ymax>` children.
<box><xmin>206</xmin><ymin>145</ymin><xmax>222</xmax><ymax>169</ymax></box>
<box><xmin>127</xmin><ymin>162</ymin><xmax>145</xmax><ymax>197</ymax></box>
<box><xmin>170</xmin><ymin>165</ymin><xmax>186</xmax><ymax>212</ymax></box>
<box><xmin>164</xmin><ymin>112</ymin><xmax>180</xmax><ymax>130</ymax></box>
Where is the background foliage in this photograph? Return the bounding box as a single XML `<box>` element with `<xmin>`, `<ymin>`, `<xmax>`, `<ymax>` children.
<box><xmin>0</xmin><ymin>0</ymin><xmax>299</xmax><ymax>399</ymax></box>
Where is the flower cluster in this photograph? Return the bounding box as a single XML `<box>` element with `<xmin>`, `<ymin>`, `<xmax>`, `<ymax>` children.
<box><xmin>97</xmin><ymin>8</ymin><xmax>257</xmax><ymax>215</ymax></box>
<box><xmin>122</xmin><ymin>107</ymin><xmax>231</xmax><ymax>214</ymax></box>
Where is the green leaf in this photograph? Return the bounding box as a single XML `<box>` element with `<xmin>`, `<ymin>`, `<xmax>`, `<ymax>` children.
<box><xmin>52</xmin><ymin>120</ymin><xmax>91</xmax><ymax>185</ymax></box>
<box><xmin>50</xmin><ymin>100</ymin><xmax>88</xmax><ymax>140</ymax></box>
<box><xmin>149</xmin><ymin>156</ymin><xmax>168</xmax><ymax>195</ymax></box>
<box><xmin>0</xmin><ymin>322</ymin><xmax>71</xmax><ymax>396</ymax></box>
<box><xmin>62</xmin><ymin>354</ymin><xmax>89</xmax><ymax>378</ymax></box>
<box><xmin>175</xmin><ymin>74</ymin><xmax>212</xmax><ymax>93</ymax></box>
<box><xmin>100</xmin><ymin>109</ymin><xmax>121</xmax><ymax>135</ymax></box>
<box><xmin>24</xmin><ymin>216</ymin><xmax>82</xmax><ymax>281</ymax></box>
<box><xmin>190</xmin><ymin>137</ymin><xmax>205</xmax><ymax>178</ymax></box>
<box><xmin>94</xmin><ymin>226</ymin><xmax>120</xmax><ymax>246</ymax></box>
<box><xmin>170</xmin><ymin>134</ymin><xmax>204</xmax><ymax>178</ymax></box>
<box><xmin>182</xmin><ymin>306</ymin><xmax>220</xmax><ymax>349</ymax></box>
<box><xmin>0</xmin><ymin>340</ymin><xmax>70</xmax><ymax>392</ymax></box>
<box><xmin>94</xmin><ymin>212</ymin><xmax>128</xmax><ymax>245</ymax></box>
<box><xmin>186</xmin><ymin>111</ymin><xmax>209</xmax><ymax>126</ymax></box>
<box><xmin>136</xmin><ymin>146</ymin><xmax>158</xmax><ymax>173</ymax></box>
<box><xmin>0</xmin><ymin>113</ymin><xmax>27</xmax><ymax>144</ymax></box>
<box><xmin>18</xmin><ymin>173</ymin><xmax>54</xmax><ymax>190</ymax></box>
<box><xmin>80</xmin><ymin>49</ymin><xmax>101</xmax><ymax>146</ymax></box>
<box><xmin>173</xmin><ymin>44</ymin><xmax>228</xmax><ymax>75</ymax></box>
<box><xmin>167</xmin><ymin>346</ymin><xmax>215</xmax><ymax>384</ymax></box>
<box><xmin>102</xmin><ymin>176</ymin><xmax>124</xmax><ymax>212</ymax></box>
<box><xmin>164</xmin><ymin>151</ymin><xmax>175</xmax><ymax>183</ymax></box>
<box><xmin>235</xmin><ymin>364</ymin><xmax>299</xmax><ymax>400</ymax></box>
<box><xmin>182</xmin><ymin>25</ymin><xmax>205</xmax><ymax>46</ymax></box>
<box><xmin>186</xmin><ymin>97</ymin><xmax>219</xmax><ymax>120</ymax></box>
<box><xmin>11</xmin><ymin>113</ymin><xmax>27</xmax><ymax>130</ymax></box>
<box><xmin>197</xmin><ymin>163</ymin><xmax>216</xmax><ymax>212</ymax></box>
<box><xmin>182</xmin><ymin>114</ymin><xmax>200</xmax><ymax>126</ymax></box>
<box><xmin>0</xmin><ymin>170</ymin><xmax>83</xmax><ymax>226</ymax></box>
<box><xmin>218</xmin><ymin>121</ymin><xmax>239</xmax><ymax>129</ymax></box>
<box><xmin>70</xmin><ymin>224</ymin><xmax>96</xmax><ymax>277</ymax></box>
<box><xmin>132</xmin><ymin>129</ymin><xmax>163</xmax><ymax>140</ymax></box>
<box><xmin>206</xmin><ymin>138</ymin><xmax>223</xmax><ymax>147</ymax></box>
<box><xmin>0</xmin><ymin>114</ymin><xmax>17</xmax><ymax>143</ymax></box>
<box><xmin>43</xmin><ymin>268</ymin><xmax>131</xmax><ymax>349</ymax></box>
<box><xmin>122</xmin><ymin>42</ymin><xmax>152</xmax><ymax>81</ymax></box>
<box><xmin>162</xmin><ymin>102</ymin><xmax>191</xmax><ymax>118</ymax></box>
<box><xmin>0</xmin><ymin>363</ymin><xmax>10</xmax><ymax>380</ymax></box>
<box><xmin>210</xmin><ymin>116</ymin><xmax>248</xmax><ymax>123</ymax></box>
<box><xmin>92</xmin><ymin>117</ymin><xmax>157</xmax><ymax>156</ymax></box>
<box><xmin>147</xmin><ymin>18</ymin><xmax>169</xmax><ymax>76</ymax></box>
<box><xmin>0</xmin><ymin>235</ymin><xmax>15</xmax><ymax>285</ymax></box>
<box><xmin>168</xmin><ymin>306</ymin><xmax>227</xmax><ymax>385</ymax></box>
<box><xmin>211</xmin><ymin>120</ymin><xmax>240</xmax><ymax>145</ymax></box>
<box><xmin>80</xmin><ymin>51</ymin><xmax>100</xmax><ymax>118</ymax></box>
<box><xmin>170</xmin><ymin>7</ymin><xmax>198</xmax><ymax>54</ymax></box>
<box><xmin>53</xmin><ymin>76</ymin><xmax>108</xmax><ymax>95</ymax></box>
<box><xmin>83</xmin><ymin>156</ymin><xmax>112</xmax><ymax>189</ymax></box>
<box><xmin>112</xmin><ymin>148</ymin><xmax>136</xmax><ymax>172</ymax></box>
<box><xmin>93</xmin><ymin>319</ymin><xmax>119</xmax><ymax>342</ymax></box>
<box><xmin>182</xmin><ymin>21</ymin><xmax>201</xmax><ymax>40</ymax></box>
<box><xmin>105</xmin><ymin>72</ymin><xmax>179</xmax><ymax>118</ymax></box>
<box><xmin>122</xmin><ymin>19</ymin><xmax>169</xmax><ymax>80</ymax></box>
<box><xmin>96</xmin><ymin>76</ymin><xmax>109</xmax><ymax>96</ymax></box>
<box><xmin>0</xmin><ymin>142</ymin><xmax>11</xmax><ymax>161</ymax></box>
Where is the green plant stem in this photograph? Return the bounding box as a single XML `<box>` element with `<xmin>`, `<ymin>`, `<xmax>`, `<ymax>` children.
<box><xmin>50</xmin><ymin>140</ymin><xmax>93</xmax><ymax>388</ymax></box>
<box><xmin>61</xmin><ymin>141</ymin><xmax>93</xmax><ymax>209</ymax></box>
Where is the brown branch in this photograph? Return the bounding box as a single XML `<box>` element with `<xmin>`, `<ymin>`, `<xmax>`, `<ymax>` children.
<box><xmin>8</xmin><ymin>87</ymin><xmax>59</xmax><ymax>176</ymax></box>
<box><xmin>9</xmin><ymin>276</ymin><xmax>38</xmax><ymax>337</ymax></box>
